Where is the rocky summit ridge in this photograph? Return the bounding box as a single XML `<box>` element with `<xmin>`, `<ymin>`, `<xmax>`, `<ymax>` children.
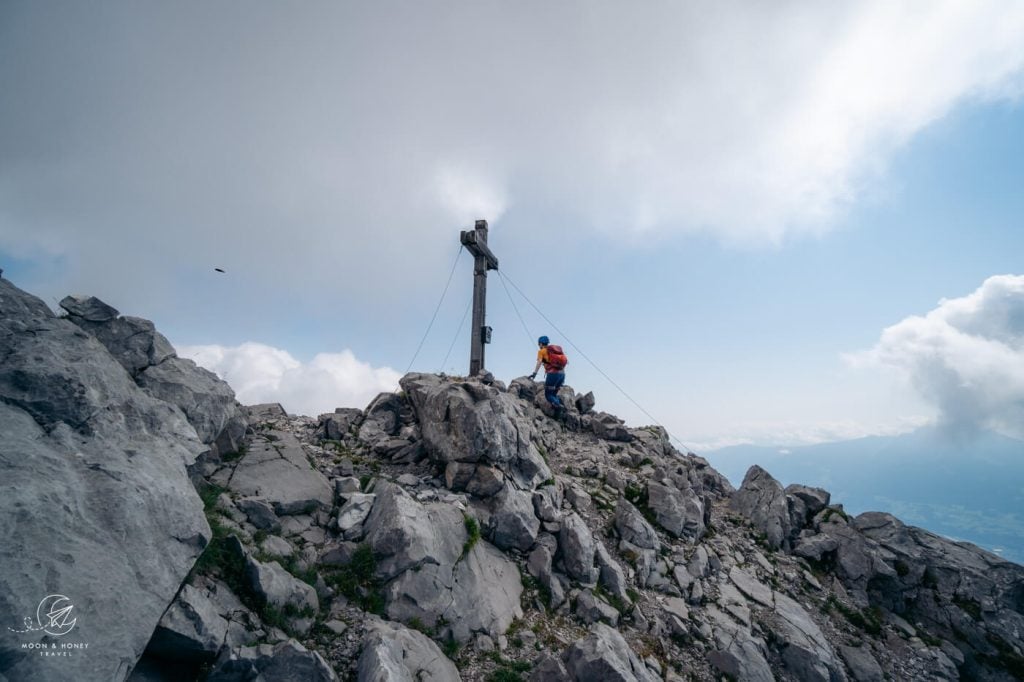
<box><xmin>0</xmin><ymin>277</ymin><xmax>1022</xmax><ymax>682</ymax></box>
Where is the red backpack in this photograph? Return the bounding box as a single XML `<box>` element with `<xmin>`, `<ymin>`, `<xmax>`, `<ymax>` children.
<box><xmin>546</xmin><ymin>345</ymin><xmax>568</xmax><ymax>371</ymax></box>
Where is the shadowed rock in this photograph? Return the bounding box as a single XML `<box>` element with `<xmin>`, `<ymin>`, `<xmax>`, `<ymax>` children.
<box><xmin>0</xmin><ymin>279</ymin><xmax>210</xmax><ymax>682</ymax></box>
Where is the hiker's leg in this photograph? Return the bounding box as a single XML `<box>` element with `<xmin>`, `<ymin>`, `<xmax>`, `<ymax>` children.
<box><xmin>547</xmin><ymin>372</ymin><xmax>565</xmax><ymax>407</ymax></box>
<box><xmin>544</xmin><ymin>373</ymin><xmax>562</xmax><ymax>407</ymax></box>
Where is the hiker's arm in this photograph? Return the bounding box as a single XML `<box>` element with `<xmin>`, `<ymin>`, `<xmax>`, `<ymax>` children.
<box><xmin>531</xmin><ymin>358</ymin><xmax>543</xmax><ymax>378</ymax></box>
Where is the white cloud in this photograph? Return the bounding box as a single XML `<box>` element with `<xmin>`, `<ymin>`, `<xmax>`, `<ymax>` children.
<box><xmin>2</xmin><ymin>2</ymin><xmax>1024</xmax><ymax>307</ymax></box>
<box><xmin>848</xmin><ymin>274</ymin><xmax>1024</xmax><ymax>438</ymax></box>
<box><xmin>686</xmin><ymin>415</ymin><xmax>931</xmax><ymax>451</ymax></box>
<box><xmin>179</xmin><ymin>342</ymin><xmax>401</xmax><ymax>418</ymax></box>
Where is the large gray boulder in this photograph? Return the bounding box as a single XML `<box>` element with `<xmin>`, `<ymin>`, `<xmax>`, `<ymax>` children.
<box><xmin>490</xmin><ymin>485</ymin><xmax>541</xmax><ymax>552</ymax></box>
<box><xmin>645</xmin><ymin>481</ymin><xmax>705</xmax><ymax>541</ymax></box>
<box><xmin>227</xmin><ymin>430</ymin><xmax>333</xmax><ymax>515</ymax></box>
<box><xmin>136</xmin><ymin>357</ymin><xmax>246</xmax><ymax>455</ymax></box>
<box><xmin>730</xmin><ymin>465</ymin><xmax>791</xmax><ymax>550</ymax></box>
<box><xmin>318</xmin><ymin>408</ymin><xmax>363</xmax><ymax>441</ymax></box>
<box><xmin>244</xmin><ymin>557</ymin><xmax>319</xmax><ymax>615</ymax></box>
<box><xmin>206</xmin><ymin>639</ymin><xmax>337</xmax><ymax>681</ymax></box>
<box><xmin>59</xmin><ymin>295</ymin><xmax>175</xmax><ymax>375</ymax></box>
<box><xmin>358</xmin><ymin>392</ymin><xmax>406</xmax><ymax>442</ymax></box>
<box><xmin>363</xmin><ymin>482</ymin><xmax>523</xmax><ymax>642</ymax></box>
<box><xmin>838</xmin><ymin>645</ymin><xmax>884</xmax><ymax>682</ymax></box>
<box><xmin>558</xmin><ymin>512</ymin><xmax>597</xmax><ymax>583</ymax></box>
<box><xmin>145</xmin><ymin>584</ymin><xmax>229</xmax><ymax>663</ymax></box>
<box><xmin>356</xmin><ymin>618</ymin><xmax>461</xmax><ymax>681</ymax></box>
<box><xmin>399</xmin><ymin>373</ymin><xmax>551</xmax><ymax>489</ymax></box>
<box><xmin>336</xmin><ymin>493</ymin><xmax>376</xmax><ymax>540</ymax></box>
<box><xmin>0</xmin><ymin>279</ymin><xmax>210</xmax><ymax>682</ymax></box>
<box><xmin>60</xmin><ymin>294</ymin><xmax>247</xmax><ymax>455</ymax></box>
<box><xmin>771</xmin><ymin>591</ymin><xmax>846</xmax><ymax>681</ymax></box>
<box><xmin>614</xmin><ymin>499</ymin><xmax>660</xmax><ymax>551</ymax></box>
<box><xmin>562</xmin><ymin>623</ymin><xmax>659</xmax><ymax>682</ymax></box>
<box><xmin>705</xmin><ymin>605</ymin><xmax>773</xmax><ymax>682</ymax></box>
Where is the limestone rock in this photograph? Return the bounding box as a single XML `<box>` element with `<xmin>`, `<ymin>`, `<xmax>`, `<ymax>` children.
<box><xmin>136</xmin><ymin>352</ymin><xmax>247</xmax><ymax>448</ymax></box>
<box><xmin>533</xmin><ymin>484</ymin><xmax>563</xmax><ymax>523</ymax></box>
<box><xmin>563</xmin><ymin>623</ymin><xmax>659</xmax><ymax>682</ymax></box>
<box><xmin>0</xmin><ymin>279</ymin><xmax>210</xmax><ymax>682</ymax></box>
<box><xmin>646</xmin><ymin>481</ymin><xmax>705</xmax><ymax>541</ymax></box>
<box><xmin>729</xmin><ymin>566</ymin><xmax>773</xmax><ymax>608</ymax></box>
<box><xmin>558</xmin><ymin>512</ymin><xmax>597</xmax><ymax>583</ymax></box>
<box><xmin>591</xmin><ymin>412</ymin><xmax>633</xmax><ymax>442</ymax></box>
<box><xmin>838</xmin><ymin>645</ymin><xmax>884</xmax><ymax>682</ymax></box>
<box><xmin>207</xmin><ymin>639</ymin><xmax>337</xmax><ymax>682</ymax></box>
<box><xmin>594</xmin><ymin>541</ymin><xmax>631</xmax><ymax>604</ymax></box>
<box><xmin>245</xmin><ymin>403</ymin><xmax>287</xmax><ymax>420</ymax></box>
<box><xmin>318</xmin><ymin>408</ymin><xmax>362</xmax><ymax>440</ymax></box>
<box><xmin>228</xmin><ymin>430</ymin><xmax>333</xmax><ymax>515</ymax></box>
<box><xmin>364</xmin><ymin>482</ymin><xmax>523</xmax><ymax>642</ymax></box>
<box><xmin>245</xmin><ymin>557</ymin><xmax>319</xmax><ymax>614</ymax></box>
<box><xmin>357</xmin><ymin>392</ymin><xmax>406</xmax><ymax>445</ymax></box>
<box><xmin>575</xmin><ymin>391</ymin><xmax>596</xmax><ymax>414</ymax></box>
<box><xmin>400</xmin><ymin>373</ymin><xmax>551</xmax><ymax>489</ymax></box>
<box><xmin>771</xmin><ymin>591</ymin><xmax>847</xmax><ymax>681</ymax></box>
<box><xmin>336</xmin><ymin>493</ymin><xmax>376</xmax><ymax>540</ymax></box>
<box><xmin>146</xmin><ymin>584</ymin><xmax>229</xmax><ymax>663</ymax></box>
<box><xmin>60</xmin><ymin>300</ymin><xmax>175</xmax><ymax>375</ymax></box>
<box><xmin>705</xmin><ymin>605</ymin><xmax>773</xmax><ymax>682</ymax></box>
<box><xmin>614</xmin><ymin>499</ymin><xmax>660</xmax><ymax>551</ymax></box>
<box><xmin>490</xmin><ymin>485</ymin><xmax>541</xmax><ymax>552</ymax></box>
<box><xmin>530</xmin><ymin>655</ymin><xmax>570</xmax><ymax>682</ymax></box>
<box><xmin>236</xmin><ymin>497</ymin><xmax>281</xmax><ymax>532</ymax></box>
<box><xmin>58</xmin><ymin>293</ymin><xmax>120</xmax><ymax>321</ymax></box>
<box><xmin>575</xmin><ymin>590</ymin><xmax>620</xmax><ymax>626</ymax></box>
<box><xmin>356</xmin><ymin>617</ymin><xmax>460</xmax><ymax>681</ymax></box>
<box><xmin>59</xmin><ymin>294</ymin><xmax>247</xmax><ymax>454</ymax></box>
<box><xmin>730</xmin><ymin>465</ymin><xmax>790</xmax><ymax>550</ymax></box>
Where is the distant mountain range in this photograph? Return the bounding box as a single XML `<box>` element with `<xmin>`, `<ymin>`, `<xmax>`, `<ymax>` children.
<box><xmin>704</xmin><ymin>427</ymin><xmax>1024</xmax><ymax>564</ymax></box>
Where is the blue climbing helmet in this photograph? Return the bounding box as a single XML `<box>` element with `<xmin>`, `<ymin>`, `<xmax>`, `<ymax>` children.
<box><xmin>538</xmin><ymin>336</ymin><xmax>549</xmax><ymax>345</ymax></box>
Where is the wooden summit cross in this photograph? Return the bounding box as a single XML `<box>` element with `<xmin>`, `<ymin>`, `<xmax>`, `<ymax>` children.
<box><xmin>460</xmin><ymin>219</ymin><xmax>499</xmax><ymax>376</ymax></box>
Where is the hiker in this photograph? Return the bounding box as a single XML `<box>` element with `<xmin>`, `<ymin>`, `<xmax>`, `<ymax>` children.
<box><xmin>531</xmin><ymin>336</ymin><xmax>568</xmax><ymax>415</ymax></box>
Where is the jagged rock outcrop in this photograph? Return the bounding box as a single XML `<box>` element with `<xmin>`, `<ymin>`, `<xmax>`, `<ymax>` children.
<box><xmin>731</xmin><ymin>464</ymin><xmax>792</xmax><ymax>549</ymax></box>
<box><xmin>59</xmin><ymin>294</ymin><xmax>248</xmax><ymax>458</ymax></box>
<box><xmin>0</xmin><ymin>280</ymin><xmax>215</xmax><ymax>682</ymax></box>
<box><xmin>206</xmin><ymin>639</ymin><xmax>337</xmax><ymax>681</ymax></box>
<box><xmin>357</xmin><ymin>618</ymin><xmax>461</xmax><ymax>681</ymax></box>
<box><xmin>362</xmin><ymin>481</ymin><xmax>523</xmax><ymax>643</ymax></box>
<box><xmin>400</xmin><ymin>373</ymin><xmax>552</xmax><ymax>489</ymax></box>
<box><xmin>145</xmin><ymin>584</ymin><xmax>229</xmax><ymax>663</ymax></box>
<box><xmin>563</xmin><ymin>623</ymin><xmax>659</xmax><ymax>682</ymax></box>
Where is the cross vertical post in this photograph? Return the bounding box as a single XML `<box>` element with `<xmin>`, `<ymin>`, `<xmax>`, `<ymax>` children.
<box><xmin>460</xmin><ymin>219</ymin><xmax>499</xmax><ymax>376</ymax></box>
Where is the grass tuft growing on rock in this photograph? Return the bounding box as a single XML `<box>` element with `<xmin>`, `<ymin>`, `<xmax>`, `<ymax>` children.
<box><xmin>953</xmin><ymin>595</ymin><xmax>983</xmax><ymax>622</ymax></box>
<box><xmin>322</xmin><ymin>543</ymin><xmax>385</xmax><ymax>615</ymax></box>
<box><xmin>441</xmin><ymin>636</ymin><xmax>461</xmax><ymax>659</ymax></box>
<box><xmin>220</xmin><ymin>445</ymin><xmax>247</xmax><ymax>463</ymax></box>
<box><xmin>823</xmin><ymin>595</ymin><xmax>883</xmax><ymax>637</ymax></box>
<box><xmin>462</xmin><ymin>515</ymin><xmax>480</xmax><ymax>557</ymax></box>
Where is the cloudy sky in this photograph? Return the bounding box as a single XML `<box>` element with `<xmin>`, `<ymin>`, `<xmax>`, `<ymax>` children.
<box><xmin>2</xmin><ymin>2</ymin><xmax>1023</xmax><ymax>450</ymax></box>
